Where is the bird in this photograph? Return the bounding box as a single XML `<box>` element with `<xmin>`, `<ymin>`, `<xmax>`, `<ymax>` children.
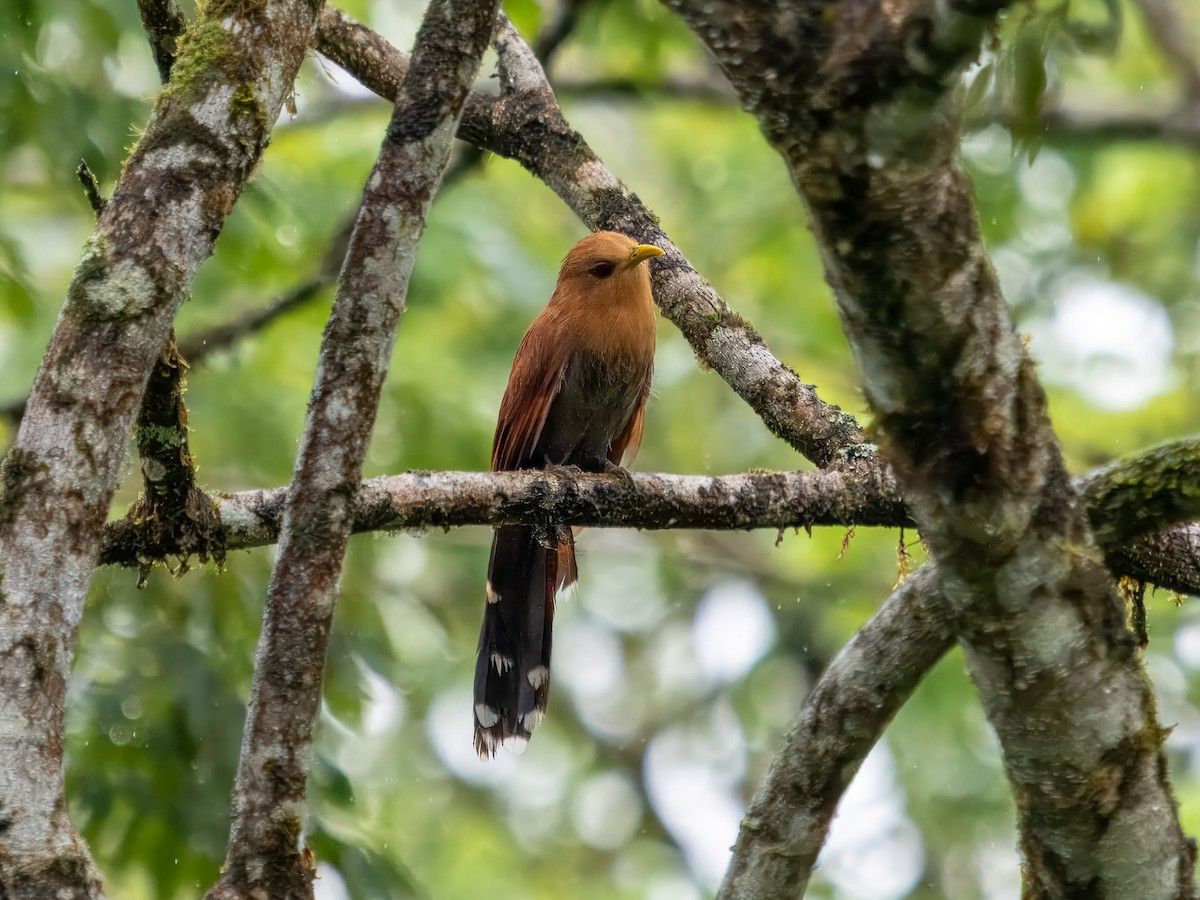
<box><xmin>473</xmin><ymin>231</ymin><xmax>664</xmax><ymax>758</ymax></box>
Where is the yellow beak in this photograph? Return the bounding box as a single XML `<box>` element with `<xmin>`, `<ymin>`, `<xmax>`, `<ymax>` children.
<box><xmin>629</xmin><ymin>244</ymin><xmax>665</xmax><ymax>265</ymax></box>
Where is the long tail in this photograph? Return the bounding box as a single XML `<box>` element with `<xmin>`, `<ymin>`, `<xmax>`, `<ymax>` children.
<box><xmin>474</xmin><ymin>524</ymin><xmax>576</xmax><ymax>757</ymax></box>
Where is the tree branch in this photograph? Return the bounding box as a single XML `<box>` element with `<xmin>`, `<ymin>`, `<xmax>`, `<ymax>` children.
<box><xmin>104</xmin><ymin>467</ymin><xmax>911</xmax><ymax>563</ymax></box>
<box><xmin>136</xmin><ymin>0</ymin><xmax>186</xmax><ymax>82</ymax></box>
<box><xmin>206</xmin><ymin>0</ymin><xmax>499</xmax><ymax>896</ymax></box>
<box><xmin>1109</xmin><ymin>524</ymin><xmax>1200</xmax><ymax>598</ymax></box>
<box><xmin>1080</xmin><ymin>437</ymin><xmax>1200</xmax><ymax>545</ymax></box>
<box><xmin>665</xmin><ymin>0</ymin><xmax>1196</xmax><ymax>895</ymax></box>
<box><xmin>0</xmin><ymin>0</ymin><xmax>322</xmax><ymax>896</ymax></box>
<box><xmin>96</xmin><ymin>448</ymin><xmax>1200</xmax><ymax>596</ymax></box>
<box><xmin>720</xmin><ymin>565</ymin><xmax>950</xmax><ymax>898</ymax></box>
<box><xmin>176</xmin><ymin>217</ymin><xmax>351</xmax><ymax>363</ymax></box>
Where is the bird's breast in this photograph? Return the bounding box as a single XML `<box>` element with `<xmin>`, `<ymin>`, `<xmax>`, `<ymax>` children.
<box><xmin>570</xmin><ymin>350</ymin><xmax>645</xmax><ymax>403</ymax></box>
<box><xmin>535</xmin><ymin>348</ymin><xmax>650</xmax><ymax>468</ymax></box>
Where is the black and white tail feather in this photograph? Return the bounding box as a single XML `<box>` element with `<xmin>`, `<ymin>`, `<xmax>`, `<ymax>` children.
<box><xmin>473</xmin><ymin>524</ymin><xmax>576</xmax><ymax>757</ymax></box>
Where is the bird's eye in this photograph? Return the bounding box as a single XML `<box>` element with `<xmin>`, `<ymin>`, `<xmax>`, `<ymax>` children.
<box><xmin>589</xmin><ymin>261</ymin><xmax>616</xmax><ymax>278</ymax></box>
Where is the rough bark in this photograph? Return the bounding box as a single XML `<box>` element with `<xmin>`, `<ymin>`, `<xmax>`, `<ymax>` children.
<box><xmin>0</xmin><ymin>1</ymin><xmax>322</xmax><ymax>896</ymax></box>
<box><xmin>1079</xmin><ymin>437</ymin><xmax>1200</xmax><ymax>546</ymax></box>
<box><xmin>205</xmin><ymin>1</ymin><xmax>498</xmax><ymax>897</ymax></box>
<box><xmin>666</xmin><ymin>0</ymin><xmax>1197</xmax><ymax>895</ymax></box>
<box><xmin>105</xmin><ymin>468</ymin><xmax>910</xmax><ymax>564</ymax></box>
<box><xmin>719</xmin><ymin>518</ymin><xmax>1200</xmax><ymax>899</ymax></box>
<box><xmin>1109</xmin><ymin>525</ymin><xmax>1200</xmax><ymax>599</ymax></box>
<box><xmin>93</xmin><ymin>447</ymin><xmax>1200</xmax><ymax>592</ymax></box>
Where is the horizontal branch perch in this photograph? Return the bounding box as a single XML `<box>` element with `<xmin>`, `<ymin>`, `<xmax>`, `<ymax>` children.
<box><xmin>98</xmin><ymin>466</ymin><xmax>1200</xmax><ymax>595</ymax></box>
<box><xmin>101</xmin><ymin>467</ymin><xmax>911</xmax><ymax>565</ymax></box>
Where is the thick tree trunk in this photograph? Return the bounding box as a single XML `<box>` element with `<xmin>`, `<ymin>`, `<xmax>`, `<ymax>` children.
<box><xmin>0</xmin><ymin>1</ymin><xmax>323</xmax><ymax>895</ymax></box>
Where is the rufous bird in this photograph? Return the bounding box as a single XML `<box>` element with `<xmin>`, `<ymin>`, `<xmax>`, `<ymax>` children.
<box><xmin>474</xmin><ymin>231</ymin><xmax>664</xmax><ymax>757</ymax></box>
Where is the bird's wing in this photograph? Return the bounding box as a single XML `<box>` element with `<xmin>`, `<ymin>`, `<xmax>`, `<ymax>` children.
<box><xmin>492</xmin><ymin>325</ymin><xmax>568</xmax><ymax>472</ymax></box>
<box><xmin>607</xmin><ymin>365</ymin><xmax>653</xmax><ymax>469</ymax></box>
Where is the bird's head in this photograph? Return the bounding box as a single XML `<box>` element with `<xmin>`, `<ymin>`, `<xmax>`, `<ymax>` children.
<box><xmin>554</xmin><ymin>231</ymin><xmax>664</xmax><ymax>307</ymax></box>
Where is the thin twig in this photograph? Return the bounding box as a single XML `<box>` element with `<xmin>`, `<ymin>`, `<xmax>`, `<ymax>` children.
<box><xmin>972</xmin><ymin>104</ymin><xmax>1200</xmax><ymax>148</ymax></box>
<box><xmin>75</xmin><ymin>160</ymin><xmax>106</xmax><ymax>217</ymax></box>
<box><xmin>176</xmin><ymin>280</ymin><xmax>327</xmax><ymax>362</ymax></box>
<box><xmin>178</xmin><ymin>216</ymin><xmax>351</xmax><ymax>362</ymax></box>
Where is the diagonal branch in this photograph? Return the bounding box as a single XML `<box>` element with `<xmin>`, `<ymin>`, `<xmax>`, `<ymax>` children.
<box><xmin>666</xmin><ymin>0</ymin><xmax>1197</xmax><ymax>895</ymax></box>
<box><xmin>176</xmin><ymin>216</ymin><xmax>352</xmax><ymax>363</ymax></box>
<box><xmin>177</xmin><ymin>278</ymin><xmax>327</xmax><ymax>362</ymax></box>
<box><xmin>720</xmin><ymin>565</ymin><xmax>951</xmax><ymax>899</ymax></box>
<box><xmin>0</xmin><ymin>0</ymin><xmax>322</xmax><ymax>896</ymax></box>
<box><xmin>136</xmin><ymin>0</ymin><xmax>186</xmax><ymax>82</ymax></box>
<box><xmin>205</xmin><ymin>0</ymin><xmax>499</xmax><ymax>896</ymax></box>
<box><xmin>720</xmin><ymin>511</ymin><xmax>1200</xmax><ymax>899</ymax></box>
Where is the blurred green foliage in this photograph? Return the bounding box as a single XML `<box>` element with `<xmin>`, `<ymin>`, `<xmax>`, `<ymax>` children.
<box><xmin>2</xmin><ymin>0</ymin><xmax>1199</xmax><ymax>897</ymax></box>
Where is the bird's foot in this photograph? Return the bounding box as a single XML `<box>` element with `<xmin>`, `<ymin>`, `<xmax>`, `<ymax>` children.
<box><xmin>597</xmin><ymin>459</ymin><xmax>637</xmax><ymax>488</ymax></box>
